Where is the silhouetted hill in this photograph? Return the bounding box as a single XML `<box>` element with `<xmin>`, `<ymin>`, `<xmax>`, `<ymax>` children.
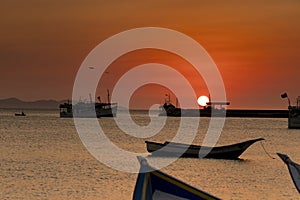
<box><xmin>0</xmin><ymin>98</ymin><xmax>63</xmax><ymax>109</ymax></box>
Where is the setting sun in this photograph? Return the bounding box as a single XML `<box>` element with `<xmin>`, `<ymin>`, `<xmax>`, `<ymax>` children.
<box><xmin>197</xmin><ymin>95</ymin><xmax>209</xmax><ymax>106</ymax></box>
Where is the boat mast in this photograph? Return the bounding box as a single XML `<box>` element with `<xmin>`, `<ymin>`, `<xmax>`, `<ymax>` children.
<box><xmin>281</xmin><ymin>92</ymin><xmax>291</xmax><ymax>108</ymax></box>
<box><xmin>89</xmin><ymin>93</ymin><xmax>93</xmax><ymax>104</ymax></box>
<box><xmin>165</xmin><ymin>93</ymin><xmax>171</xmax><ymax>104</ymax></box>
<box><xmin>107</xmin><ymin>89</ymin><xmax>110</xmax><ymax>103</ymax></box>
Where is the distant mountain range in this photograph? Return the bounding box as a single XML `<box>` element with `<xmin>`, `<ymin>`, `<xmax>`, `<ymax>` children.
<box><xmin>0</xmin><ymin>98</ymin><xmax>65</xmax><ymax>109</ymax></box>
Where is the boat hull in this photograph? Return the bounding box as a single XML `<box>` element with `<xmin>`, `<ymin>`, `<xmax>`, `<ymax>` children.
<box><xmin>289</xmin><ymin>117</ymin><xmax>300</xmax><ymax>129</ymax></box>
<box><xmin>288</xmin><ymin>107</ymin><xmax>300</xmax><ymax>129</ymax></box>
<box><xmin>146</xmin><ymin>138</ymin><xmax>264</xmax><ymax>160</ymax></box>
<box><xmin>15</xmin><ymin>113</ymin><xmax>26</xmax><ymax>116</ymax></box>
<box><xmin>59</xmin><ymin>102</ymin><xmax>117</xmax><ymax>118</ymax></box>
<box><xmin>160</xmin><ymin>108</ymin><xmax>288</xmax><ymax>118</ymax></box>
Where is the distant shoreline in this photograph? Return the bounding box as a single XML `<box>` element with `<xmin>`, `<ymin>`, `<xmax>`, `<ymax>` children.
<box><xmin>0</xmin><ymin>97</ymin><xmax>289</xmax><ymax>113</ymax></box>
<box><xmin>0</xmin><ymin>98</ymin><xmax>64</xmax><ymax>109</ymax></box>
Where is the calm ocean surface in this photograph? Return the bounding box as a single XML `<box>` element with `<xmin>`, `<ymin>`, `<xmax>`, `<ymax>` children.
<box><xmin>1</xmin><ymin>108</ymin><xmax>300</xmax><ymax>199</ymax></box>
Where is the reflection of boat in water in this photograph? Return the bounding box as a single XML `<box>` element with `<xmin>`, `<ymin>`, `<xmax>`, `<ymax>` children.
<box><xmin>160</xmin><ymin>94</ymin><xmax>288</xmax><ymax>118</ymax></box>
<box><xmin>15</xmin><ymin>111</ymin><xmax>26</xmax><ymax>116</ymax></box>
<box><xmin>281</xmin><ymin>93</ymin><xmax>300</xmax><ymax>129</ymax></box>
<box><xmin>59</xmin><ymin>91</ymin><xmax>117</xmax><ymax>118</ymax></box>
<box><xmin>146</xmin><ymin>138</ymin><xmax>264</xmax><ymax>160</ymax></box>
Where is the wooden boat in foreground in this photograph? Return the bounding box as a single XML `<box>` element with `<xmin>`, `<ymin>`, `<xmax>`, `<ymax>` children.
<box><xmin>277</xmin><ymin>153</ymin><xmax>300</xmax><ymax>193</ymax></box>
<box><xmin>133</xmin><ymin>156</ymin><xmax>220</xmax><ymax>199</ymax></box>
<box><xmin>145</xmin><ymin>138</ymin><xmax>264</xmax><ymax>160</ymax></box>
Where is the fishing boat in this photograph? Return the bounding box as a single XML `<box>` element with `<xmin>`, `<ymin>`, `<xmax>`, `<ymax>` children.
<box><xmin>159</xmin><ymin>95</ymin><xmax>287</xmax><ymax>118</ymax></box>
<box><xmin>160</xmin><ymin>101</ymin><xmax>229</xmax><ymax>117</ymax></box>
<box><xmin>145</xmin><ymin>138</ymin><xmax>264</xmax><ymax>160</ymax></box>
<box><xmin>15</xmin><ymin>112</ymin><xmax>26</xmax><ymax>116</ymax></box>
<box><xmin>281</xmin><ymin>93</ymin><xmax>300</xmax><ymax>129</ymax></box>
<box><xmin>59</xmin><ymin>101</ymin><xmax>117</xmax><ymax>118</ymax></box>
<box><xmin>277</xmin><ymin>153</ymin><xmax>300</xmax><ymax>193</ymax></box>
<box><xmin>288</xmin><ymin>105</ymin><xmax>300</xmax><ymax>129</ymax></box>
<box><xmin>59</xmin><ymin>91</ymin><xmax>117</xmax><ymax>118</ymax></box>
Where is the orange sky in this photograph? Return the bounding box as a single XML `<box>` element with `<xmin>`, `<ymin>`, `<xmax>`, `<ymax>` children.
<box><xmin>0</xmin><ymin>1</ymin><xmax>299</xmax><ymax>109</ymax></box>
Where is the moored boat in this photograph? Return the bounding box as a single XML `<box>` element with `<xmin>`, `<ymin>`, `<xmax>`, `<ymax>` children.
<box><xmin>288</xmin><ymin>105</ymin><xmax>300</xmax><ymax>129</ymax></box>
<box><xmin>159</xmin><ymin>94</ymin><xmax>229</xmax><ymax>117</ymax></box>
<box><xmin>60</xmin><ymin>91</ymin><xmax>117</xmax><ymax>118</ymax></box>
<box><xmin>281</xmin><ymin>93</ymin><xmax>300</xmax><ymax>129</ymax></box>
<box><xmin>159</xmin><ymin>95</ymin><xmax>288</xmax><ymax>118</ymax></box>
<box><xmin>145</xmin><ymin>138</ymin><xmax>264</xmax><ymax>160</ymax></box>
<box><xmin>59</xmin><ymin>101</ymin><xmax>117</xmax><ymax>118</ymax></box>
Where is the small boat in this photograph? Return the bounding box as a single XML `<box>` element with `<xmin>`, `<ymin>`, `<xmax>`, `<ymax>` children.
<box><xmin>277</xmin><ymin>153</ymin><xmax>300</xmax><ymax>193</ymax></box>
<box><xmin>133</xmin><ymin>156</ymin><xmax>220</xmax><ymax>200</ymax></box>
<box><xmin>145</xmin><ymin>138</ymin><xmax>264</xmax><ymax>160</ymax></box>
<box><xmin>281</xmin><ymin>93</ymin><xmax>300</xmax><ymax>129</ymax></box>
<box><xmin>15</xmin><ymin>112</ymin><xmax>26</xmax><ymax>116</ymax></box>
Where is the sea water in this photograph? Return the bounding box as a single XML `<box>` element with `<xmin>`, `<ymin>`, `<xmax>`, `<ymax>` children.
<box><xmin>1</xmin><ymin>108</ymin><xmax>300</xmax><ymax>199</ymax></box>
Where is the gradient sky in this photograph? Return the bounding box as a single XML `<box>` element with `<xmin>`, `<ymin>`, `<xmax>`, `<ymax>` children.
<box><xmin>1</xmin><ymin>1</ymin><xmax>299</xmax><ymax>109</ymax></box>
